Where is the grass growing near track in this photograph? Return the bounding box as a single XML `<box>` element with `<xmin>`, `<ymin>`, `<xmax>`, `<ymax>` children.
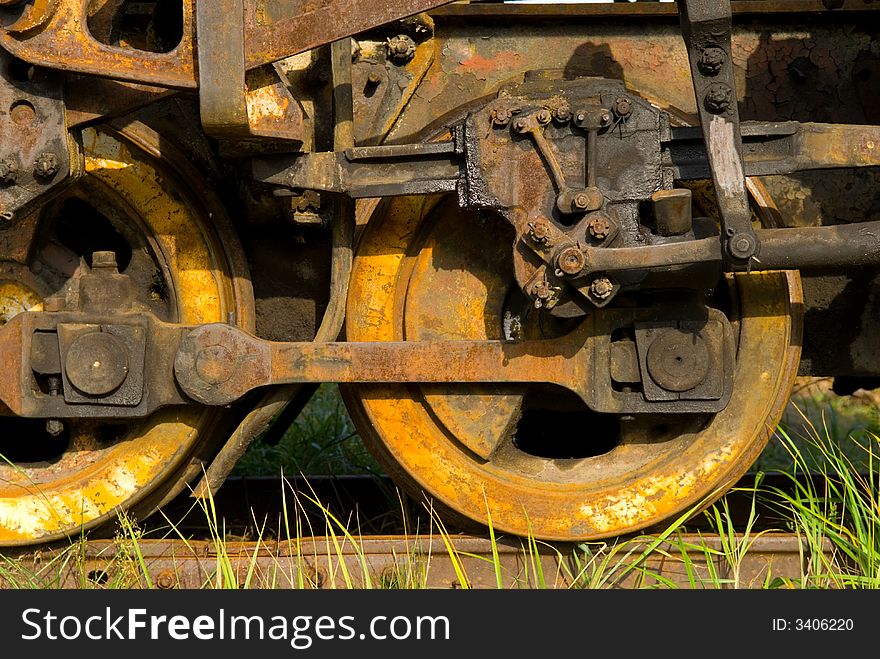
<box><xmin>2</xmin><ymin>384</ymin><xmax>880</xmax><ymax>589</ymax></box>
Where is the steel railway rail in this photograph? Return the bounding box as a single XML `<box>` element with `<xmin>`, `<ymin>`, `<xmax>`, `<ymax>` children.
<box><xmin>0</xmin><ymin>474</ymin><xmax>837</xmax><ymax>589</ymax></box>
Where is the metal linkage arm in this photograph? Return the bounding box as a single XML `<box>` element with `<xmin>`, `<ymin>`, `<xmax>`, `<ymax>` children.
<box><xmin>677</xmin><ymin>0</ymin><xmax>757</xmax><ymax>267</ymax></box>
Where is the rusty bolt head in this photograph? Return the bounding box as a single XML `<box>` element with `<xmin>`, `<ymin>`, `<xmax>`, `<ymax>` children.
<box><xmin>156</xmin><ymin>570</ymin><xmax>176</xmax><ymax>589</ymax></box>
<box><xmin>536</xmin><ymin>109</ymin><xmax>552</xmax><ymax>125</ymax></box>
<box><xmin>573</xmin><ymin>192</ymin><xmax>591</xmax><ymax>210</ymax></box>
<box><xmin>590</xmin><ymin>277</ymin><xmax>615</xmax><ymax>300</ymax></box>
<box><xmin>45</xmin><ymin>419</ymin><xmax>65</xmax><ymax>437</ymax></box>
<box><xmin>34</xmin><ymin>152</ymin><xmax>59</xmax><ymax>179</ymax></box>
<box><xmin>387</xmin><ymin>34</ymin><xmax>416</xmax><ymax>64</ymax></box>
<box><xmin>531</xmin><ymin>279</ymin><xmax>559</xmax><ymax>309</ymax></box>
<box><xmin>512</xmin><ymin>117</ymin><xmax>531</xmax><ymax>134</ymax></box>
<box><xmin>556</xmin><ymin>246</ymin><xmax>586</xmax><ymax>276</ymax></box>
<box><xmin>704</xmin><ymin>83</ymin><xmax>732</xmax><ymax>114</ymax></box>
<box><xmin>527</xmin><ymin>219</ymin><xmax>553</xmax><ymax>246</ymax></box>
<box><xmin>491</xmin><ymin>107</ymin><xmax>513</xmax><ymax>127</ymax></box>
<box><xmin>0</xmin><ymin>157</ymin><xmax>18</xmax><ymax>184</ymax></box>
<box><xmin>552</xmin><ymin>104</ymin><xmax>572</xmax><ymax>123</ymax></box>
<box><xmin>613</xmin><ymin>97</ymin><xmax>632</xmax><ymax>118</ymax></box>
<box><xmin>698</xmin><ymin>47</ymin><xmax>726</xmax><ymax>76</ymax></box>
<box><xmin>366</xmin><ymin>71</ymin><xmax>382</xmax><ymax>87</ymax></box>
<box><xmin>587</xmin><ymin>215</ymin><xmax>612</xmax><ymax>240</ymax></box>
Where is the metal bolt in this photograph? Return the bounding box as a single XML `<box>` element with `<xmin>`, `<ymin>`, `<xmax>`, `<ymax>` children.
<box><xmin>613</xmin><ymin>97</ymin><xmax>632</xmax><ymax>118</ymax></box>
<box><xmin>386</xmin><ymin>34</ymin><xmax>416</xmax><ymax>64</ymax></box>
<box><xmin>704</xmin><ymin>83</ymin><xmax>732</xmax><ymax>114</ymax></box>
<box><xmin>512</xmin><ymin>117</ymin><xmax>530</xmax><ymax>134</ymax></box>
<box><xmin>0</xmin><ymin>156</ymin><xmax>18</xmax><ymax>184</ymax></box>
<box><xmin>590</xmin><ymin>277</ymin><xmax>615</xmax><ymax>300</ymax></box>
<box><xmin>587</xmin><ymin>215</ymin><xmax>612</xmax><ymax>240</ymax></box>
<box><xmin>536</xmin><ymin>109</ymin><xmax>552</xmax><ymax>125</ymax></box>
<box><xmin>556</xmin><ymin>246</ymin><xmax>586</xmax><ymax>276</ymax></box>
<box><xmin>45</xmin><ymin>419</ymin><xmax>65</xmax><ymax>437</ymax></box>
<box><xmin>600</xmin><ymin>110</ymin><xmax>611</xmax><ymax>126</ymax></box>
<box><xmin>45</xmin><ymin>375</ymin><xmax>64</xmax><ymax>437</ymax></box>
<box><xmin>33</xmin><ymin>152</ymin><xmax>59</xmax><ymax>179</ymax></box>
<box><xmin>728</xmin><ymin>231</ymin><xmax>757</xmax><ymax>260</ymax></box>
<box><xmin>552</xmin><ymin>103</ymin><xmax>572</xmax><ymax>123</ymax></box>
<box><xmin>491</xmin><ymin>107</ymin><xmax>513</xmax><ymax>127</ymax></box>
<box><xmin>697</xmin><ymin>47</ymin><xmax>726</xmax><ymax>76</ymax></box>
<box><xmin>156</xmin><ymin>570</ymin><xmax>176</xmax><ymax>589</ymax></box>
<box><xmin>573</xmin><ymin>192</ymin><xmax>591</xmax><ymax>210</ymax></box>
<box><xmin>527</xmin><ymin>219</ymin><xmax>553</xmax><ymax>247</ymax></box>
<box><xmin>531</xmin><ymin>279</ymin><xmax>559</xmax><ymax>309</ymax></box>
<box><xmin>576</xmin><ymin>112</ymin><xmax>586</xmax><ymax>123</ymax></box>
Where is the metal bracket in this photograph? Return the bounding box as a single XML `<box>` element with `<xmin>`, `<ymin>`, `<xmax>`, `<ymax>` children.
<box><xmin>0</xmin><ymin>50</ymin><xmax>75</xmax><ymax>222</ymax></box>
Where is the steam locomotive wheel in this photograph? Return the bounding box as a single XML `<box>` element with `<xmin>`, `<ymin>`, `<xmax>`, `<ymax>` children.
<box><xmin>343</xmin><ymin>193</ymin><xmax>802</xmax><ymax>541</ymax></box>
<box><xmin>0</xmin><ymin>121</ymin><xmax>253</xmax><ymax>546</ymax></box>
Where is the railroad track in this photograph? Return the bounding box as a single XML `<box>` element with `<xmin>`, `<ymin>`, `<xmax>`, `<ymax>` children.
<box><xmin>0</xmin><ymin>474</ymin><xmax>835</xmax><ymax>589</ymax></box>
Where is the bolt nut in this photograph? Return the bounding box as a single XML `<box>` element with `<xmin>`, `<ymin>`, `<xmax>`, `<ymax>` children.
<box><xmin>33</xmin><ymin>152</ymin><xmax>59</xmax><ymax>179</ymax></box>
<box><xmin>386</xmin><ymin>34</ymin><xmax>416</xmax><ymax>64</ymax></box>
<box><xmin>613</xmin><ymin>97</ymin><xmax>632</xmax><ymax>118</ymax></box>
<box><xmin>704</xmin><ymin>83</ymin><xmax>732</xmax><ymax>114</ymax></box>
<box><xmin>526</xmin><ymin>219</ymin><xmax>553</xmax><ymax>247</ymax></box>
<box><xmin>0</xmin><ymin>157</ymin><xmax>18</xmax><ymax>184</ymax></box>
<box><xmin>697</xmin><ymin>47</ymin><xmax>726</xmax><ymax>76</ymax></box>
<box><xmin>590</xmin><ymin>277</ymin><xmax>615</xmax><ymax>300</ymax></box>
<box><xmin>587</xmin><ymin>215</ymin><xmax>612</xmax><ymax>240</ymax></box>
<box><xmin>512</xmin><ymin>117</ymin><xmax>530</xmax><ymax>134</ymax></box>
<box><xmin>552</xmin><ymin>103</ymin><xmax>572</xmax><ymax>123</ymax></box>
<box><xmin>556</xmin><ymin>246</ymin><xmax>586</xmax><ymax>276</ymax></box>
<box><xmin>491</xmin><ymin>107</ymin><xmax>514</xmax><ymax>127</ymax></box>
<box><xmin>536</xmin><ymin>109</ymin><xmax>552</xmax><ymax>125</ymax></box>
<box><xmin>573</xmin><ymin>192</ymin><xmax>591</xmax><ymax>210</ymax></box>
<box><xmin>45</xmin><ymin>419</ymin><xmax>65</xmax><ymax>437</ymax></box>
<box><xmin>156</xmin><ymin>570</ymin><xmax>176</xmax><ymax>589</ymax></box>
<box><xmin>727</xmin><ymin>231</ymin><xmax>757</xmax><ymax>260</ymax></box>
<box><xmin>531</xmin><ymin>279</ymin><xmax>559</xmax><ymax>309</ymax></box>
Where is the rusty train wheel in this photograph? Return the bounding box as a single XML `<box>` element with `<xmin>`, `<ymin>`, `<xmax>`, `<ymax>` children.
<box><xmin>343</xmin><ymin>192</ymin><xmax>802</xmax><ymax>541</ymax></box>
<box><xmin>0</xmin><ymin>121</ymin><xmax>253</xmax><ymax>546</ymax></box>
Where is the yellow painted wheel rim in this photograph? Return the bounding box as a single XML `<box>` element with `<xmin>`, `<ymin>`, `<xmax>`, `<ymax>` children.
<box><xmin>0</xmin><ymin>122</ymin><xmax>252</xmax><ymax>546</ymax></box>
<box><xmin>343</xmin><ymin>194</ymin><xmax>802</xmax><ymax>541</ymax></box>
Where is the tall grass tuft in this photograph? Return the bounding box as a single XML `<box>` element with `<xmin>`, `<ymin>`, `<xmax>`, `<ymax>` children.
<box><xmin>759</xmin><ymin>413</ymin><xmax>880</xmax><ymax>588</ymax></box>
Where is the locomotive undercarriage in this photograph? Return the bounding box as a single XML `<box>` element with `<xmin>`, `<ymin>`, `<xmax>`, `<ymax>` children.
<box><xmin>0</xmin><ymin>0</ymin><xmax>877</xmax><ymax>544</ymax></box>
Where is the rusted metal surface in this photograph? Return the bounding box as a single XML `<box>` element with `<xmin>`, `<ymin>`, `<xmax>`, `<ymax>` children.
<box><xmin>0</xmin><ymin>533</ymin><xmax>837</xmax><ymax>589</ymax></box>
<box><xmin>0</xmin><ymin>0</ymin><xmax>198</xmax><ymax>89</ymax></box>
<box><xmin>196</xmin><ymin>0</ymin><xmax>305</xmax><ymax>142</ymax></box>
<box><xmin>0</xmin><ymin>0</ymin><xmax>457</xmax><ymax>89</ymax></box>
<box><xmin>243</xmin><ymin>0</ymin><xmax>455</xmax><ymax>71</ymax></box>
